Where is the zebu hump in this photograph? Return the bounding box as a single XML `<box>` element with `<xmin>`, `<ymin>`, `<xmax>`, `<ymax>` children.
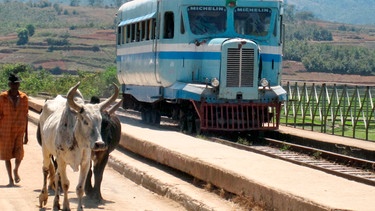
<box><xmin>39</xmin><ymin>95</ymin><xmax>67</xmax><ymax>129</ymax></box>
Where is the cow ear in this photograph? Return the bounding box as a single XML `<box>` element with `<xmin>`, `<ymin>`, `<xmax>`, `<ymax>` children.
<box><xmin>69</xmin><ymin>107</ymin><xmax>79</xmax><ymax>115</ymax></box>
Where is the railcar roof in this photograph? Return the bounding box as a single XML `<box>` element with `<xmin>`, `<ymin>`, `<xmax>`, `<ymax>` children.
<box><xmin>117</xmin><ymin>0</ymin><xmax>283</xmax><ymax>23</ymax></box>
<box><xmin>118</xmin><ymin>0</ymin><xmax>284</xmax><ymax>12</ymax></box>
<box><xmin>118</xmin><ymin>0</ymin><xmax>157</xmax><ymax>13</ymax></box>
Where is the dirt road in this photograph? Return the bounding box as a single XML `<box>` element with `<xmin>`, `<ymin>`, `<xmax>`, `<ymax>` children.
<box><xmin>0</xmin><ymin>121</ymin><xmax>186</xmax><ymax>211</ymax></box>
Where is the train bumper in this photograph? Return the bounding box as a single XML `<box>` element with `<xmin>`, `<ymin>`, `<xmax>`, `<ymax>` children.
<box><xmin>195</xmin><ymin>86</ymin><xmax>285</xmax><ymax>132</ymax></box>
<box><xmin>197</xmin><ymin>101</ymin><xmax>281</xmax><ymax>132</ymax></box>
<box><xmin>258</xmin><ymin>85</ymin><xmax>287</xmax><ymax>102</ymax></box>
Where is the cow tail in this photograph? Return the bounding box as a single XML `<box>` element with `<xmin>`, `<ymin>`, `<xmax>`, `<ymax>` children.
<box><xmin>36</xmin><ymin>123</ymin><xmax>42</xmax><ymax>146</ymax></box>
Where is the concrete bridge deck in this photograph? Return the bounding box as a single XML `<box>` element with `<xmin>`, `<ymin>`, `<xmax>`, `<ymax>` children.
<box><xmin>28</xmin><ymin>97</ymin><xmax>375</xmax><ymax>211</ymax></box>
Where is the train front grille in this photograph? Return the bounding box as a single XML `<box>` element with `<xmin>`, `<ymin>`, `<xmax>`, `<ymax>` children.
<box><xmin>227</xmin><ymin>48</ymin><xmax>255</xmax><ymax>88</ymax></box>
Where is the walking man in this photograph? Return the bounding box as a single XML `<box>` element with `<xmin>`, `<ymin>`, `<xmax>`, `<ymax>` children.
<box><xmin>0</xmin><ymin>73</ymin><xmax>29</xmax><ymax>186</ymax></box>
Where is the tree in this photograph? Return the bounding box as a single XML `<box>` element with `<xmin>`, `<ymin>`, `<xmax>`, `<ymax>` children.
<box><xmin>295</xmin><ymin>11</ymin><xmax>315</xmax><ymax>21</ymax></box>
<box><xmin>284</xmin><ymin>4</ymin><xmax>296</xmax><ymax>22</ymax></box>
<box><xmin>17</xmin><ymin>28</ymin><xmax>29</xmax><ymax>45</ymax></box>
<box><xmin>88</xmin><ymin>0</ymin><xmax>95</xmax><ymax>6</ymax></box>
<box><xmin>26</xmin><ymin>24</ymin><xmax>35</xmax><ymax>37</ymax></box>
<box><xmin>70</xmin><ymin>0</ymin><xmax>80</xmax><ymax>6</ymax></box>
<box><xmin>114</xmin><ymin>0</ymin><xmax>123</xmax><ymax>8</ymax></box>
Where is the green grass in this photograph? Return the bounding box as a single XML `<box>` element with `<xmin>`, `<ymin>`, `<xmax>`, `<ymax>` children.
<box><xmin>280</xmin><ymin>116</ymin><xmax>375</xmax><ymax>141</ymax></box>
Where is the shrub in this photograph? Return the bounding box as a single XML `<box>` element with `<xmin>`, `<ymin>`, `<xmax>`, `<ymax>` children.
<box><xmin>17</xmin><ymin>28</ymin><xmax>29</xmax><ymax>45</ymax></box>
<box><xmin>0</xmin><ymin>64</ymin><xmax>119</xmax><ymax>98</ymax></box>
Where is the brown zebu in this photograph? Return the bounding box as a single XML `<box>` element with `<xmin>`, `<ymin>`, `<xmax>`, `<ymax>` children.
<box><xmin>37</xmin><ymin>82</ymin><xmax>118</xmax><ymax>211</ymax></box>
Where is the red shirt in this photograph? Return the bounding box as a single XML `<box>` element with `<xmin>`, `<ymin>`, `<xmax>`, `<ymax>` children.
<box><xmin>0</xmin><ymin>90</ymin><xmax>28</xmax><ymax>160</ymax></box>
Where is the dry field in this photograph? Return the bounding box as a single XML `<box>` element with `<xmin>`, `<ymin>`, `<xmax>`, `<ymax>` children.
<box><xmin>282</xmin><ymin>60</ymin><xmax>375</xmax><ymax>86</ymax></box>
<box><xmin>283</xmin><ymin>21</ymin><xmax>375</xmax><ymax>86</ymax></box>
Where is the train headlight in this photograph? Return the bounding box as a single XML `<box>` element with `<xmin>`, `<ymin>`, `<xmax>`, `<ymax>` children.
<box><xmin>260</xmin><ymin>78</ymin><xmax>269</xmax><ymax>87</ymax></box>
<box><xmin>211</xmin><ymin>78</ymin><xmax>220</xmax><ymax>87</ymax></box>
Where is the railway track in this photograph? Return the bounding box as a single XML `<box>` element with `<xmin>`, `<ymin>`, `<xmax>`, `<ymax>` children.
<box><xmin>119</xmin><ymin>108</ymin><xmax>375</xmax><ymax>187</ymax></box>
<box><xmin>27</xmin><ymin>99</ymin><xmax>374</xmax><ymax>210</ymax></box>
<box><xmin>28</xmin><ymin>99</ymin><xmax>375</xmax><ymax>187</ymax></box>
<box><xmin>208</xmin><ymin>137</ymin><xmax>375</xmax><ymax>186</ymax></box>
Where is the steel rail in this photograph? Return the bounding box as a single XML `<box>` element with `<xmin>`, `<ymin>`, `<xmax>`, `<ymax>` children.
<box><xmin>28</xmin><ymin>101</ymin><xmax>375</xmax><ymax>187</ymax></box>
<box><xmin>207</xmin><ymin>136</ymin><xmax>375</xmax><ymax>186</ymax></box>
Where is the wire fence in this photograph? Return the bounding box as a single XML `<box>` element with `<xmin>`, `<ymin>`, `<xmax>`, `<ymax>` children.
<box><xmin>281</xmin><ymin>82</ymin><xmax>375</xmax><ymax>142</ymax></box>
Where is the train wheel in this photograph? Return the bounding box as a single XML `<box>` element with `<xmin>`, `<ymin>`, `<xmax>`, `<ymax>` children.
<box><xmin>195</xmin><ymin>118</ymin><xmax>201</xmax><ymax>135</ymax></box>
<box><xmin>141</xmin><ymin>111</ymin><xmax>147</xmax><ymax>123</ymax></box>
<box><xmin>179</xmin><ymin>117</ymin><xmax>187</xmax><ymax>132</ymax></box>
<box><xmin>186</xmin><ymin>112</ymin><xmax>197</xmax><ymax>134</ymax></box>
<box><xmin>187</xmin><ymin>118</ymin><xmax>194</xmax><ymax>134</ymax></box>
<box><xmin>141</xmin><ymin>110</ymin><xmax>152</xmax><ymax>123</ymax></box>
<box><xmin>249</xmin><ymin>130</ymin><xmax>264</xmax><ymax>141</ymax></box>
<box><xmin>151</xmin><ymin>110</ymin><xmax>161</xmax><ymax>125</ymax></box>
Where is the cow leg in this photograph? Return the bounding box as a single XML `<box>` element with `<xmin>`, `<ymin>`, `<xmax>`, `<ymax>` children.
<box><xmin>48</xmin><ymin>161</ymin><xmax>56</xmax><ymax>191</ymax></box>
<box><xmin>77</xmin><ymin>155</ymin><xmax>91</xmax><ymax>211</ymax></box>
<box><xmin>54</xmin><ymin>161</ymin><xmax>69</xmax><ymax>211</ymax></box>
<box><xmin>52</xmin><ymin>170</ymin><xmax>61</xmax><ymax>211</ymax></box>
<box><xmin>84</xmin><ymin>160</ymin><xmax>93</xmax><ymax>195</ymax></box>
<box><xmin>39</xmin><ymin>152</ymin><xmax>52</xmax><ymax>208</ymax></box>
<box><xmin>39</xmin><ymin>166</ymin><xmax>49</xmax><ymax>208</ymax></box>
<box><xmin>92</xmin><ymin>152</ymin><xmax>109</xmax><ymax>202</ymax></box>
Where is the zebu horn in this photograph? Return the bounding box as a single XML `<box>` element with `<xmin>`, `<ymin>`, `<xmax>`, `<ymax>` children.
<box><xmin>99</xmin><ymin>83</ymin><xmax>119</xmax><ymax>112</ymax></box>
<box><xmin>107</xmin><ymin>99</ymin><xmax>123</xmax><ymax>115</ymax></box>
<box><xmin>67</xmin><ymin>82</ymin><xmax>84</xmax><ymax>113</ymax></box>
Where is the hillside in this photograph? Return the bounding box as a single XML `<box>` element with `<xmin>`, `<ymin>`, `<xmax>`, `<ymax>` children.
<box><xmin>0</xmin><ymin>2</ymin><xmax>374</xmax><ymax>86</ymax></box>
<box><xmin>0</xmin><ymin>3</ymin><xmax>117</xmax><ymax>72</ymax></box>
<box><xmin>286</xmin><ymin>0</ymin><xmax>375</xmax><ymax>26</ymax></box>
<box><xmin>1</xmin><ymin>0</ymin><xmax>374</xmax><ymax>26</ymax></box>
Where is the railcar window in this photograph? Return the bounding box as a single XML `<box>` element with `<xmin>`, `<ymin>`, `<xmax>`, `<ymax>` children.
<box><xmin>163</xmin><ymin>12</ymin><xmax>174</xmax><ymax>39</ymax></box>
<box><xmin>234</xmin><ymin>7</ymin><xmax>271</xmax><ymax>36</ymax></box>
<box><xmin>131</xmin><ymin>24</ymin><xmax>135</xmax><ymax>42</ymax></box>
<box><xmin>141</xmin><ymin>21</ymin><xmax>146</xmax><ymax>41</ymax></box>
<box><xmin>150</xmin><ymin>19</ymin><xmax>156</xmax><ymax>39</ymax></box>
<box><xmin>187</xmin><ymin>6</ymin><xmax>226</xmax><ymax>35</ymax></box>
<box><xmin>126</xmin><ymin>25</ymin><xmax>131</xmax><ymax>43</ymax></box>
<box><xmin>117</xmin><ymin>26</ymin><xmax>121</xmax><ymax>45</ymax></box>
<box><xmin>136</xmin><ymin>23</ymin><xmax>140</xmax><ymax>42</ymax></box>
<box><xmin>180</xmin><ymin>13</ymin><xmax>185</xmax><ymax>34</ymax></box>
<box><xmin>120</xmin><ymin>19</ymin><xmax>156</xmax><ymax>44</ymax></box>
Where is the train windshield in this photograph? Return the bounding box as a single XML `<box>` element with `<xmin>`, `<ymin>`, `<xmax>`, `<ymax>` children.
<box><xmin>234</xmin><ymin>7</ymin><xmax>272</xmax><ymax>37</ymax></box>
<box><xmin>187</xmin><ymin>6</ymin><xmax>226</xmax><ymax>35</ymax></box>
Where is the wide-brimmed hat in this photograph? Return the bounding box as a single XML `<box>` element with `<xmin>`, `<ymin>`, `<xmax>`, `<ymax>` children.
<box><xmin>8</xmin><ymin>73</ymin><xmax>22</xmax><ymax>83</ymax></box>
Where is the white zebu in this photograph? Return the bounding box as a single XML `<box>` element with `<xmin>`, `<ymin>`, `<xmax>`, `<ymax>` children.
<box><xmin>38</xmin><ymin>82</ymin><xmax>119</xmax><ymax>211</ymax></box>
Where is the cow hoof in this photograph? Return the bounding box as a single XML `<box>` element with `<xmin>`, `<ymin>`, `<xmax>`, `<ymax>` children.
<box><xmin>53</xmin><ymin>200</ymin><xmax>60</xmax><ymax>211</ymax></box>
<box><xmin>39</xmin><ymin>192</ymin><xmax>48</xmax><ymax>207</ymax></box>
<box><xmin>62</xmin><ymin>201</ymin><xmax>71</xmax><ymax>211</ymax></box>
<box><xmin>86</xmin><ymin>192</ymin><xmax>104</xmax><ymax>204</ymax></box>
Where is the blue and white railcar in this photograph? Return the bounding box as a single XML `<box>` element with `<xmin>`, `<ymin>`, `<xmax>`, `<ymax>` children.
<box><xmin>116</xmin><ymin>0</ymin><xmax>286</xmax><ymax>133</ymax></box>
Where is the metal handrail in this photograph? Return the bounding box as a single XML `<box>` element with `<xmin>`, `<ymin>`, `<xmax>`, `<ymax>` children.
<box><xmin>282</xmin><ymin>82</ymin><xmax>375</xmax><ymax>141</ymax></box>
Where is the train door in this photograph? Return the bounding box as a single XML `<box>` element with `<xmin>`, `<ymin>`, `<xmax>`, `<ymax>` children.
<box><xmin>153</xmin><ymin>0</ymin><xmax>161</xmax><ymax>84</ymax></box>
